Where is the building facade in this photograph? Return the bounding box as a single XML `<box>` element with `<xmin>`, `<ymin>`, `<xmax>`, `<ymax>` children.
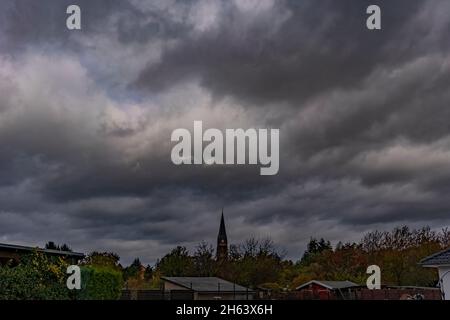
<box><xmin>420</xmin><ymin>248</ymin><xmax>450</xmax><ymax>300</ymax></box>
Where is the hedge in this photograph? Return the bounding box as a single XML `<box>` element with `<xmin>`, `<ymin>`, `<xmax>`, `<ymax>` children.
<box><xmin>0</xmin><ymin>253</ymin><xmax>69</xmax><ymax>300</ymax></box>
<box><xmin>76</xmin><ymin>266</ymin><xmax>123</xmax><ymax>300</ymax></box>
<box><xmin>0</xmin><ymin>253</ymin><xmax>124</xmax><ymax>300</ymax></box>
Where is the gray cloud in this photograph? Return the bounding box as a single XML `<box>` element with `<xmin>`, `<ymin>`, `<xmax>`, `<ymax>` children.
<box><xmin>0</xmin><ymin>0</ymin><xmax>450</xmax><ymax>264</ymax></box>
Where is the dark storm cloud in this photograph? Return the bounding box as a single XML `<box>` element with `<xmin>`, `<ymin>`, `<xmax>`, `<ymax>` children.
<box><xmin>0</xmin><ymin>0</ymin><xmax>133</xmax><ymax>50</ymax></box>
<box><xmin>135</xmin><ymin>0</ymin><xmax>436</xmax><ymax>105</ymax></box>
<box><xmin>0</xmin><ymin>0</ymin><xmax>450</xmax><ymax>264</ymax></box>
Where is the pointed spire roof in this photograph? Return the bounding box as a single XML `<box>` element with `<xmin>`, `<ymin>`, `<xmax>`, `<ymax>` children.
<box><xmin>218</xmin><ymin>209</ymin><xmax>227</xmax><ymax>243</ymax></box>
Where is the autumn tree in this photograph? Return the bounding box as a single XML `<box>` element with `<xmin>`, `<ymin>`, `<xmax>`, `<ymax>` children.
<box><xmin>123</xmin><ymin>258</ymin><xmax>143</xmax><ymax>280</ymax></box>
<box><xmin>300</xmin><ymin>237</ymin><xmax>332</xmax><ymax>265</ymax></box>
<box><xmin>223</xmin><ymin>238</ymin><xmax>285</xmax><ymax>289</ymax></box>
<box><xmin>156</xmin><ymin>246</ymin><xmax>194</xmax><ymax>277</ymax></box>
<box><xmin>81</xmin><ymin>251</ymin><xmax>121</xmax><ymax>271</ymax></box>
<box><xmin>193</xmin><ymin>242</ymin><xmax>216</xmax><ymax>277</ymax></box>
<box><xmin>45</xmin><ymin>241</ymin><xmax>72</xmax><ymax>252</ymax></box>
<box><xmin>361</xmin><ymin>226</ymin><xmax>441</xmax><ymax>286</ymax></box>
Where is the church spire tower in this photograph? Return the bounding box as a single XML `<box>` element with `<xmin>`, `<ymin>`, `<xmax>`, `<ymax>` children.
<box><xmin>216</xmin><ymin>210</ymin><xmax>228</xmax><ymax>261</ymax></box>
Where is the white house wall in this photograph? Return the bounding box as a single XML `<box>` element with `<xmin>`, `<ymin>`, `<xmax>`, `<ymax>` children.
<box><xmin>438</xmin><ymin>266</ymin><xmax>450</xmax><ymax>300</ymax></box>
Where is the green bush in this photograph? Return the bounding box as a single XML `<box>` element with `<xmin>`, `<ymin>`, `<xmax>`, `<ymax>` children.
<box><xmin>0</xmin><ymin>252</ymin><xmax>69</xmax><ymax>300</ymax></box>
<box><xmin>76</xmin><ymin>266</ymin><xmax>123</xmax><ymax>300</ymax></box>
<box><xmin>0</xmin><ymin>252</ymin><xmax>123</xmax><ymax>300</ymax></box>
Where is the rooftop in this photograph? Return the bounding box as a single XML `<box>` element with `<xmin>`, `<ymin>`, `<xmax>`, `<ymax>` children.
<box><xmin>296</xmin><ymin>280</ymin><xmax>359</xmax><ymax>290</ymax></box>
<box><xmin>420</xmin><ymin>248</ymin><xmax>450</xmax><ymax>267</ymax></box>
<box><xmin>0</xmin><ymin>242</ymin><xmax>84</xmax><ymax>258</ymax></box>
<box><xmin>162</xmin><ymin>277</ymin><xmax>252</xmax><ymax>292</ymax></box>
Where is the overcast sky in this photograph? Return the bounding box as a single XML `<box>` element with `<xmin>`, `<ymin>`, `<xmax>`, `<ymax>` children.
<box><xmin>0</xmin><ymin>0</ymin><xmax>449</xmax><ymax>265</ymax></box>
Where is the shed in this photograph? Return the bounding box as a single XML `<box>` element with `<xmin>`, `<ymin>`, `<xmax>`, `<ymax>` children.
<box><xmin>296</xmin><ymin>280</ymin><xmax>359</xmax><ymax>300</ymax></box>
<box><xmin>161</xmin><ymin>276</ymin><xmax>254</xmax><ymax>300</ymax></box>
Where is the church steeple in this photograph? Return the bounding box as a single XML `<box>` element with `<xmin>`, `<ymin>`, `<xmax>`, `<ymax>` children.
<box><xmin>216</xmin><ymin>210</ymin><xmax>228</xmax><ymax>261</ymax></box>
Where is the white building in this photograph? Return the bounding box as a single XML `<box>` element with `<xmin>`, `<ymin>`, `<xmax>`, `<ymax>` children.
<box><xmin>420</xmin><ymin>248</ymin><xmax>450</xmax><ymax>300</ymax></box>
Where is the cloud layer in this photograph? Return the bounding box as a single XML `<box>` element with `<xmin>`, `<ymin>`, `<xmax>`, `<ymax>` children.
<box><xmin>0</xmin><ymin>0</ymin><xmax>450</xmax><ymax>264</ymax></box>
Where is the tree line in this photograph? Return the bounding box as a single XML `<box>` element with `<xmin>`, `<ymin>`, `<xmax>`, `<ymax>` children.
<box><xmin>109</xmin><ymin>225</ymin><xmax>449</xmax><ymax>291</ymax></box>
<box><xmin>1</xmin><ymin>225</ymin><xmax>448</xmax><ymax>299</ymax></box>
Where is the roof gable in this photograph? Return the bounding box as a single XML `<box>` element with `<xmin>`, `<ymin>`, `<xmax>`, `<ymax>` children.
<box><xmin>0</xmin><ymin>242</ymin><xmax>84</xmax><ymax>258</ymax></box>
<box><xmin>296</xmin><ymin>280</ymin><xmax>359</xmax><ymax>290</ymax></box>
<box><xmin>420</xmin><ymin>248</ymin><xmax>450</xmax><ymax>267</ymax></box>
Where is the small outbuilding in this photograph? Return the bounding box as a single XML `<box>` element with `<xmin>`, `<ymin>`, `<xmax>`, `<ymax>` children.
<box><xmin>161</xmin><ymin>276</ymin><xmax>254</xmax><ymax>300</ymax></box>
<box><xmin>420</xmin><ymin>248</ymin><xmax>450</xmax><ymax>300</ymax></box>
<box><xmin>295</xmin><ymin>280</ymin><xmax>359</xmax><ymax>300</ymax></box>
<box><xmin>0</xmin><ymin>242</ymin><xmax>84</xmax><ymax>266</ymax></box>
